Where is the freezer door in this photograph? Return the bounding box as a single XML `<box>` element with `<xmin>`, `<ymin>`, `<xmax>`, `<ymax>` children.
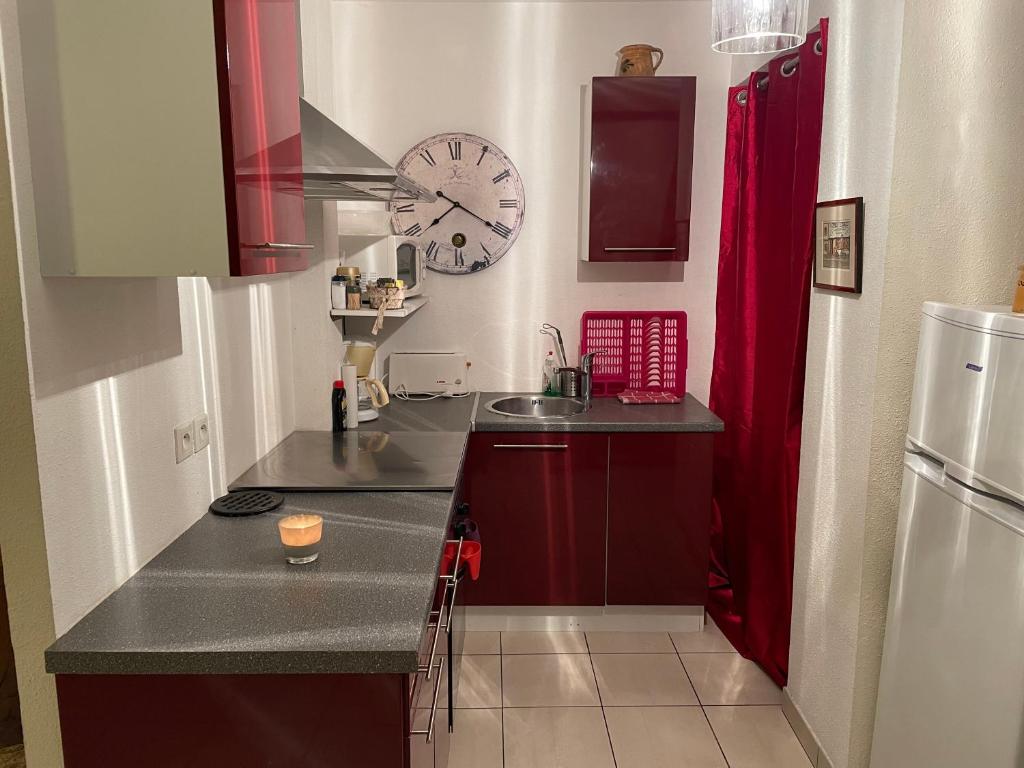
<box><xmin>871</xmin><ymin>456</ymin><xmax>1024</xmax><ymax>768</ymax></box>
<box><xmin>908</xmin><ymin>307</ymin><xmax>1024</xmax><ymax>503</ymax></box>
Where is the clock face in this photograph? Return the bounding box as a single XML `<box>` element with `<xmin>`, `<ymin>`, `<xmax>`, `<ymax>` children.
<box><xmin>390</xmin><ymin>133</ymin><xmax>525</xmax><ymax>275</ymax></box>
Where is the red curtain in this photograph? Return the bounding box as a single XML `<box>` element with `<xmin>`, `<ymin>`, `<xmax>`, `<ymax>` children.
<box><xmin>707</xmin><ymin>21</ymin><xmax>828</xmax><ymax>687</ymax></box>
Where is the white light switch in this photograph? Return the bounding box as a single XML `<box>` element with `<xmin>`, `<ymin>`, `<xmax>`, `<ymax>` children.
<box><xmin>174</xmin><ymin>421</ymin><xmax>194</xmax><ymax>463</ymax></box>
<box><xmin>194</xmin><ymin>414</ymin><xmax>210</xmax><ymax>452</ymax></box>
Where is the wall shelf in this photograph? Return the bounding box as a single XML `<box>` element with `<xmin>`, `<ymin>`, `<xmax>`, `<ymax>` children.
<box><xmin>329</xmin><ymin>295</ymin><xmax>429</xmax><ymax>319</ymax></box>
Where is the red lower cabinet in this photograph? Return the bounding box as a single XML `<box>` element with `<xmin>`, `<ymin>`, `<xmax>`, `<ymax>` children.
<box><xmin>606</xmin><ymin>433</ymin><xmax>713</xmax><ymax>605</ymax></box>
<box><xmin>56</xmin><ymin>673</ymin><xmax>408</xmax><ymax>767</ymax></box>
<box><xmin>461</xmin><ymin>433</ymin><xmax>609</xmax><ymax>606</ymax></box>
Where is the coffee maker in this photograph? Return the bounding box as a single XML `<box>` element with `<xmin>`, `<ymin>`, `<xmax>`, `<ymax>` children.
<box><xmin>344</xmin><ymin>342</ymin><xmax>389</xmax><ymax>422</ymax></box>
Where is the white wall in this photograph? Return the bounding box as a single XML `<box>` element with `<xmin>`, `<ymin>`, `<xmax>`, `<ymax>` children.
<box><xmin>2</xmin><ymin>1</ymin><xmax>297</xmax><ymax>635</ymax></box>
<box><xmin>775</xmin><ymin>2</ymin><xmax>905</xmax><ymax>767</ymax></box>
<box><xmin>314</xmin><ymin>0</ymin><xmax>730</xmax><ymax>406</ymax></box>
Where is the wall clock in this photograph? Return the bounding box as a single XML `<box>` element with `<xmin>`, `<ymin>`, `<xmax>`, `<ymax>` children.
<box><xmin>390</xmin><ymin>133</ymin><xmax>525</xmax><ymax>275</ymax></box>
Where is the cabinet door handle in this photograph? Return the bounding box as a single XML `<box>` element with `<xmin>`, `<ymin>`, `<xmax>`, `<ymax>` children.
<box><xmin>410</xmin><ymin>655</ymin><xmax>445</xmax><ymax>742</ymax></box>
<box><xmin>418</xmin><ymin>605</ymin><xmax>445</xmax><ymax>681</ymax></box>
<box><xmin>241</xmin><ymin>242</ymin><xmax>316</xmax><ymax>250</ymax></box>
<box><xmin>603</xmin><ymin>247</ymin><xmax>676</xmax><ymax>252</ymax></box>
<box><xmin>493</xmin><ymin>444</ymin><xmax>568</xmax><ymax>450</ymax></box>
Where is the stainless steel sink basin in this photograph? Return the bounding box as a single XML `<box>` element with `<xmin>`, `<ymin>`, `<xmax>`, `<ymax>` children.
<box><xmin>485</xmin><ymin>396</ymin><xmax>586</xmax><ymax>419</ymax></box>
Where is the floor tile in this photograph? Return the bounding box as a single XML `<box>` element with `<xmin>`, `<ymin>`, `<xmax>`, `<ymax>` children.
<box><xmin>705</xmin><ymin>706</ymin><xmax>812</xmax><ymax>767</ymax></box>
<box><xmin>671</xmin><ymin>618</ymin><xmax>736</xmax><ymax>653</ymax></box>
<box><xmin>585</xmin><ymin>631</ymin><xmax>675</xmax><ymax>653</ymax></box>
<box><xmin>605</xmin><ymin>707</ymin><xmax>728</xmax><ymax>768</ymax></box>
<box><xmin>447</xmin><ymin>654</ymin><xmax>502</xmax><ymax>708</ymax></box>
<box><xmin>591</xmin><ymin>653</ymin><xmax>698</xmax><ymax>706</ymax></box>
<box><xmin>502</xmin><ymin>654</ymin><xmax>600</xmax><ymax>707</ymax></box>
<box><xmin>449</xmin><ymin>708</ymin><xmax>503</xmax><ymax>768</ymax></box>
<box><xmin>460</xmin><ymin>631</ymin><xmax>501</xmax><ymax>655</ymax></box>
<box><xmin>681</xmin><ymin>653</ymin><xmax>782</xmax><ymax>705</ymax></box>
<box><xmin>503</xmin><ymin>707</ymin><xmax>615</xmax><ymax>768</ymax></box>
<box><xmin>501</xmin><ymin>630</ymin><xmax>588</xmax><ymax>654</ymax></box>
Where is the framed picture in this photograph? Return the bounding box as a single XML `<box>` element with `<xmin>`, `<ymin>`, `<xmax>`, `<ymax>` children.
<box><xmin>814</xmin><ymin>197</ymin><xmax>864</xmax><ymax>293</ymax></box>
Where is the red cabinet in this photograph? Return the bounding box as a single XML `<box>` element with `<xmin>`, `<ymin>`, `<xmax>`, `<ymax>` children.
<box><xmin>461</xmin><ymin>433</ymin><xmax>609</xmax><ymax>606</ymax></box>
<box><xmin>587</xmin><ymin>77</ymin><xmax>696</xmax><ymax>263</ymax></box>
<box><xmin>606</xmin><ymin>433</ymin><xmax>713</xmax><ymax>605</ymax></box>
<box><xmin>462</xmin><ymin>431</ymin><xmax>713</xmax><ymax>607</ymax></box>
<box><xmin>215</xmin><ymin>0</ymin><xmax>309</xmax><ymax>276</ymax></box>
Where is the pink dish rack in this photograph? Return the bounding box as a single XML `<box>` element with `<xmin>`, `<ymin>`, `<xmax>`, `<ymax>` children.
<box><xmin>580</xmin><ymin>311</ymin><xmax>687</xmax><ymax>397</ymax></box>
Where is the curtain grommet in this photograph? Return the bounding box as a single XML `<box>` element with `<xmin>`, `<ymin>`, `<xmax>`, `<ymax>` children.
<box><xmin>781</xmin><ymin>58</ymin><xmax>799</xmax><ymax>77</ymax></box>
<box><xmin>814</xmin><ymin>38</ymin><xmax>823</xmax><ymax>55</ymax></box>
<box><xmin>736</xmin><ymin>90</ymin><xmax>748</xmax><ymax>106</ymax></box>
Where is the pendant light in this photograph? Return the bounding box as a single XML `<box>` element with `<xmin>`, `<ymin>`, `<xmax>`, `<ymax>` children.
<box><xmin>711</xmin><ymin>0</ymin><xmax>809</xmax><ymax>54</ymax></box>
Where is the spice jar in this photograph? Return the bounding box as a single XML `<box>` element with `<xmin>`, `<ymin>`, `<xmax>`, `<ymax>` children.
<box><xmin>346</xmin><ymin>283</ymin><xmax>362</xmax><ymax>310</ymax></box>
<box><xmin>1014</xmin><ymin>265</ymin><xmax>1024</xmax><ymax>314</ymax></box>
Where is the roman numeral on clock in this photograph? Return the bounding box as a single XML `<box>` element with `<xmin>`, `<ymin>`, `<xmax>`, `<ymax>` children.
<box><xmin>404</xmin><ymin>223</ymin><xmax>422</xmax><ymax>237</ymax></box>
<box><xmin>492</xmin><ymin>169</ymin><xmax>511</xmax><ymax>184</ymax></box>
<box><xmin>454</xmin><ymin>248</ymin><xmax>464</xmax><ymax>266</ymax></box>
<box><xmin>499</xmin><ymin>199</ymin><xmax>519</xmax><ymax>208</ymax></box>
<box><xmin>425</xmin><ymin>240</ymin><xmax>439</xmax><ymax>260</ymax></box>
<box><xmin>420</xmin><ymin>149</ymin><xmax>436</xmax><ymax>167</ymax></box>
<box><xmin>481</xmin><ymin>243</ymin><xmax>493</xmax><ymax>263</ymax></box>
<box><xmin>395</xmin><ymin>203</ymin><xmax>415</xmax><ymax>213</ymax></box>
<box><xmin>448</xmin><ymin>141</ymin><xmax>462</xmax><ymax>161</ymax></box>
<box><xmin>477</xmin><ymin>145</ymin><xmax>489</xmax><ymax>166</ymax></box>
<box><xmin>492</xmin><ymin>221</ymin><xmax>512</xmax><ymax>239</ymax></box>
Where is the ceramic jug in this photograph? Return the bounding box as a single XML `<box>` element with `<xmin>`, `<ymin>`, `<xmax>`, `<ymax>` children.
<box><xmin>616</xmin><ymin>44</ymin><xmax>664</xmax><ymax>76</ymax></box>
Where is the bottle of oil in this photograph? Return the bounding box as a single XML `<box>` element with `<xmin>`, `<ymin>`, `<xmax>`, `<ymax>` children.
<box><xmin>1013</xmin><ymin>264</ymin><xmax>1024</xmax><ymax>314</ymax></box>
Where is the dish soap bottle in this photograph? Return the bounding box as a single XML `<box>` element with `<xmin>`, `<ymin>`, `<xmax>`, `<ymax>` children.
<box><xmin>542</xmin><ymin>351</ymin><xmax>558</xmax><ymax>396</ymax></box>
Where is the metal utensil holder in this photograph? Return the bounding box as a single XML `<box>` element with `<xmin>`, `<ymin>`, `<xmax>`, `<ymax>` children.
<box><xmin>558</xmin><ymin>367</ymin><xmax>583</xmax><ymax>397</ymax></box>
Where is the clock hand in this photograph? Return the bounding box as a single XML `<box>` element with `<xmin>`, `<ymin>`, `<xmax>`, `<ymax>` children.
<box><xmin>421</xmin><ymin>201</ymin><xmax>458</xmax><ymax>233</ymax></box>
<box><xmin>436</xmin><ymin>191</ymin><xmax>494</xmax><ymax>229</ymax></box>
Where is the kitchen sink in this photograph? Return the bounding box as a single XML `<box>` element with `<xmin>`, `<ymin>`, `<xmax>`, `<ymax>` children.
<box><xmin>484</xmin><ymin>396</ymin><xmax>586</xmax><ymax>419</ymax></box>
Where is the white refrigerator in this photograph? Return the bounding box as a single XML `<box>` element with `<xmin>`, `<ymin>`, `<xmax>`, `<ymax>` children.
<box><xmin>871</xmin><ymin>303</ymin><xmax>1024</xmax><ymax>767</ymax></box>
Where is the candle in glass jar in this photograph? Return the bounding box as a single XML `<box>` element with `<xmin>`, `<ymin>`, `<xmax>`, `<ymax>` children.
<box><xmin>278</xmin><ymin>514</ymin><xmax>323</xmax><ymax>564</ymax></box>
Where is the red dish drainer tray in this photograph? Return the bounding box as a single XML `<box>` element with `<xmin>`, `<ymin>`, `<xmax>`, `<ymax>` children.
<box><xmin>580</xmin><ymin>311</ymin><xmax>687</xmax><ymax>397</ymax></box>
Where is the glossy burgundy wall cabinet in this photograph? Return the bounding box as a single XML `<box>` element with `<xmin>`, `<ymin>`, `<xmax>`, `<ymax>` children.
<box><xmin>215</xmin><ymin>0</ymin><xmax>308</xmax><ymax>276</ymax></box>
<box><xmin>588</xmin><ymin>77</ymin><xmax>696</xmax><ymax>262</ymax></box>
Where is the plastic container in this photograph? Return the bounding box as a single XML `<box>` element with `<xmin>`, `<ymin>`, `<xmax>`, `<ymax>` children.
<box><xmin>440</xmin><ymin>540</ymin><xmax>482</xmax><ymax>581</ymax></box>
<box><xmin>580</xmin><ymin>310</ymin><xmax>687</xmax><ymax>396</ymax></box>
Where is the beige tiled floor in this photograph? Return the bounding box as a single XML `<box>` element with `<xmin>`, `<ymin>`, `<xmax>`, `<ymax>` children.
<box><xmin>445</xmin><ymin>618</ymin><xmax>811</xmax><ymax>768</ymax></box>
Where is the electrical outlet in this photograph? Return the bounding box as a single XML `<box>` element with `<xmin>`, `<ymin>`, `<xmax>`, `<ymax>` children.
<box><xmin>193</xmin><ymin>413</ymin><xmax>210</xmax><ymax>452</ymax></box>
<box><xmin>174</xmin><ymin>421</ymin><xmax>194</xmax><ymax>464</ymax></box>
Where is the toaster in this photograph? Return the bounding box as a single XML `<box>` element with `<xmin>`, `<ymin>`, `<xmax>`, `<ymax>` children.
<box><xmin>388</xmin><ymin>353</ymin><xmax>470</xmax><ymax>397</ymax></box>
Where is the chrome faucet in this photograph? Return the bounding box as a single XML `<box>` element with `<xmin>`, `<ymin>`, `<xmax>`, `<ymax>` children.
<box><xmin>580</xmin><ymin>350</ymin><xmax>606</xmax><ymax>411</ymax></box>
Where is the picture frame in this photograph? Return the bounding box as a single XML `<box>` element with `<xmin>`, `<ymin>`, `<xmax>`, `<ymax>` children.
<box><xmin>814</xmin><ymin>197</ymin><xmax>864</xmax><ymax>294</ymax></box>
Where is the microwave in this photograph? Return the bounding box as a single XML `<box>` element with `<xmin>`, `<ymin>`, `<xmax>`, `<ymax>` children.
<box><xmin>337</xmin><ymin>235</ymin><xmax>425</xmax><ymax>297</ymax></box>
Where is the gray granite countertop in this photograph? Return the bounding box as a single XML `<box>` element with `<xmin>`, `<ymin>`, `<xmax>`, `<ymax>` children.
<box><xmin>45</xmin><ymin>492</ymin><xmax>454</xmax><ymax>675</ymax></box>
<box><xmin>472</xmin><ymin>393</ymin><xmax>723</xmax><ymax>433</ymax></box>
<box><xmin>47</xmin><ymin>393</ymin><xmax>721</xmax><ymax>676</ymax></box>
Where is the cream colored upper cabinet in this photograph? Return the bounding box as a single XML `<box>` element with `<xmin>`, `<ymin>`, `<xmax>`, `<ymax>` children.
<box><xmin>19</xmin><ymin>0</ymin><xmax>310</xmax><ymax>277</ymax></box>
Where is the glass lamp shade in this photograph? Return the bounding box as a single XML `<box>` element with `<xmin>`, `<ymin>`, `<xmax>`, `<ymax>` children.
<box><xmin>711</xmin><ymin>0</ymin><xmax>808</xmax><ymax>54</ymax></box>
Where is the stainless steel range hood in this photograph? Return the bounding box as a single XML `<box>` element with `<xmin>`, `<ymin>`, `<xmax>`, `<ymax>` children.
<box><xmin>300</xmin><ymin>99</ymin><xmax>434</xmax><ymax>203</ymax></box>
